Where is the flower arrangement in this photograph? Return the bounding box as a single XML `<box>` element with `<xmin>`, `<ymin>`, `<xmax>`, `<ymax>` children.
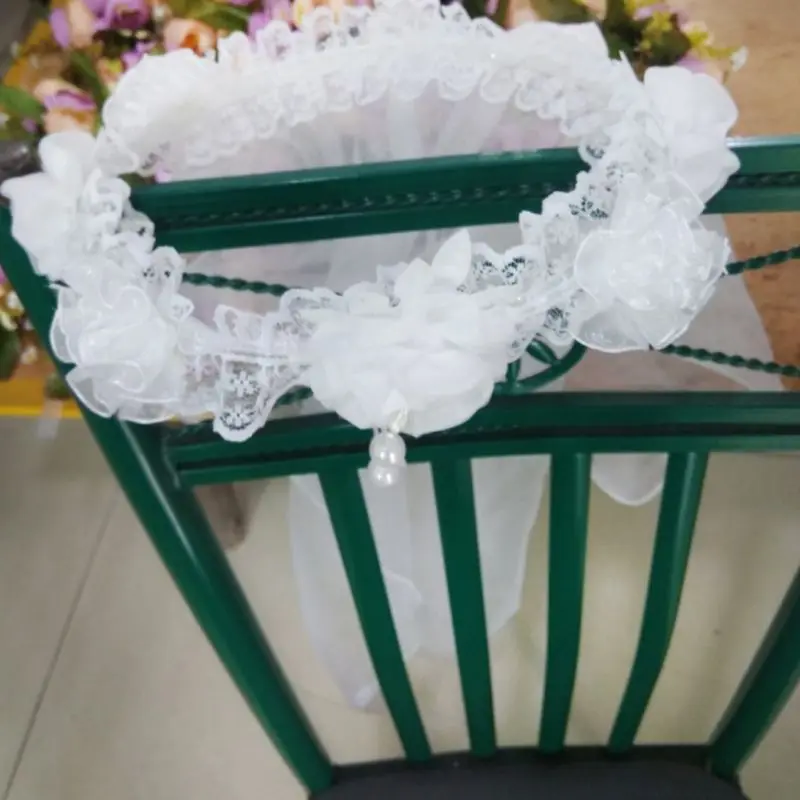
<box><xmin>522</xmin><ymin>0</ymin><xmax>745</xmax><ymax>79</ymax></box>
<box><xmin>0</xmin><ymin>0</ymin><xmax>742</xmax><ymax>392</ymax></box>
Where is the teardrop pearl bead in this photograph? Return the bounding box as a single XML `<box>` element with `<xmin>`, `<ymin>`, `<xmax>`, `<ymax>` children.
<box><xmin>368</xmin><ymin>431</ymin><xmax>407</xmax><ymax>487</ymax></box>
<box><xmin>369</xmin><ymin>463</ymin><xmax>402</xmax><ymax>488</ymax></box>
<box><xmin>369</xmin><ymin>431</ymin><xmax>406</xmax><ymax>466</ymax></box>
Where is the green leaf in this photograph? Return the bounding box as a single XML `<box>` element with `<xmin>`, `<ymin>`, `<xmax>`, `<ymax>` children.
<box><xmin>69</xmin><ymin>51</ymin><xmax>109</xmax><ymax>110</ymax></box>
<box><xmin>0</xmin><ymin>327</ymin><xmax>21</xmax><ymax>381</ymax></box>
<box><xmin>167</xmin><ymin>0</ymin><xmax>208</xmax><ymax>17</ymax></box>
<box><xmin>0</xmin><ymin>117</ymin><xmax>40</xmax><ymax>142</ymax></box>
<box><xmin>644</xmin><ymin>23</ymin><xmax>693</xmax><ymax>66</ymax></box>
<box><xmin>192</xmin><ymin>2</ymin><xmax>251</xmax><ymax>31</ymax></box>
<box><xmin>0</xmin><ymin>86</ymin><xmax>45</xmax><ymax>122</ymax></box>
<box><xmin>460</xmin><ymin>0</ymin><xmax>485</xmax><ymax>19</ymax></box>
<box><xmin>45</xmin><ymin>372</ymin><xmax>72</xmax><ymax>400</ymax></box>
<box><xmin>605</xmin><ymin>30</ymin><xmax>637</xmax><ymax>60</ymax></box>
<box><xmin>600</xmin><ymin>0</ymin><xmax>646</xmax><ymax>60</ymax></box>
<box><xmin>604</xmin><ymin>0</ymin><xmax>630</xmax><ymax>28</ymax></box>
<box><xmin>529</xmin><ymin>0</ymin><xmax>596</xmax><ymax>24</ymax></box>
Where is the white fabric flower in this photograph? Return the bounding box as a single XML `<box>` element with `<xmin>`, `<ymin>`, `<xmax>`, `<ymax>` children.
<box><xmin>571</xmin><ymin>174</ymin><xmax>729</xmax><ymax>352</ymax></box>
<box><xmin>0</xmin><ymin>3</ymin><xmax>744</xmax><ymax>444</ymax></box>
<box><xmin>299</xmin><ymin>231</ymin><xmax>525</xmax><ymax>435</ymax></box>
<box><xmin>51</xmin><ymin>249</ymin><xmax>197</xmax><ymax>422</ymax></box>
<box><xmin>644</xmin><ymin>66</ymin><xmax>739</xmax><ymax>200</ymax></box>
<box><xmin>1</xmin><ymin>132</ymin><xmax>99</xmax><ymax>277</ymax></box>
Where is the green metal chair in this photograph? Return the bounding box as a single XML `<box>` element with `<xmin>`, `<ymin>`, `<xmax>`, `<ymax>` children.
<box><xmin>1</xmin><ymin>137</ymin><xmax>799</xmax><ymax>799</ymax></box>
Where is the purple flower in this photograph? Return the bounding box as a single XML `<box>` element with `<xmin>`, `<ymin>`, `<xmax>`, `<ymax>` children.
<box><xmin>84</xmin><ymin>0</ymin><xmax>110</xmax><ymax>13</ymax></box>
<box><xmin>248</xmin><ymin>11</ymin><xmax>270</xmax><ymax>37</ymax></box>
<box><xmin>96</xmin><ymin>0</ymin><xmax>151</xmax><ymax>31</ymax></box>
<box><xmin>51</xmin><ymin>0</ymin><xmax>152</xmax><ymax>49</ymax></box>
<box><xmin>49</xmin><ymin>9</ymin><xmax>71</xmax><ymax>48</ymax></box>
<box><xmin>43</xmin><ymin>90</ymin><xmax>96</xmax><ymax>113</ymax></box>
<box><xmin>22</xmin><ymin>119</ymin><xmax>39</xmax><ymax>134</ymax></box>
<box><xmin>248</xmin><ymin>0</ymin><xmax>293</xmax><ymax>37</ymax></box>
<box><xmin>225</xmin><ymin>0</ymin><xmax>257</xmax><ymax>5</ymax></box>
<box><xmin>676</xmin><ymin>55</ymin><xmax>703</xmax><ymax>71</ymax></box>
<box><xmin>122</xmin><ymin>40</ymin><xmax>155</xmax><ymax>70</ymax></box>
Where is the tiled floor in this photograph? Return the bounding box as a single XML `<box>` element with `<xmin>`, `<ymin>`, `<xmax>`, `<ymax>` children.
<box><xmin>1</xmin><ymin>418</ymin><xmax>799</xmax><ymax>800</ymax></box>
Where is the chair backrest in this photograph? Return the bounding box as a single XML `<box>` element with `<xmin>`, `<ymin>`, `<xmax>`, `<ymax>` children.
<box><xmin>1</xmin><ymin>137</ymin><xmax>799</xmax><ymax>797</ymax></box>
<box><xmin>165</xmin><ymin>391</ymin><xmax>800</xmax><ymax>790</ymax></box>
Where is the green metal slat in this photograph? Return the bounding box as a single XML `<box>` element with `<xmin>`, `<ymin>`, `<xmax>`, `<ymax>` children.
<box><xmin>710</xmin><ymin>569</ymin><xmax>800</xmax><ymax>779</ymax></box>
<box><xmin>609</xmin><ymin>452</ymin><xmax>709</xmax><ymax>753</ymax></box>
<box><xmin>166</xmin><ymin>392</ymin><xmax>800</xmax><ymax>468</ymax></box>
<box><xmin>0</xmin><ymin>223</ymin><xmax>333</xmax><ymax>793</ymax></box>
<box><xmin>431</xmin><ymin>459</ymin><xmax>497</xmax><ymax>757</ymax></box>
<box><xmin>177</xmin><ymin>434</ymin><xmax>800</xmax><ymax>487</ymax></box>
<box><xmin>116</xmin><ymin>137</ymin><xmax>800</xmax><ymax>252</ymax></box>
<box><xmin>540</xmin><ymin>453</ymin><xmax>592</xmax><ymax>753</ymax></box>
<box><xmin>726</xmin><ymin>135</ymin><xmax>800</xmax><ymax>173</ymax></box>
<box><xmin>318</xmin><ymin>470</ymin><xmax>431</xmax><ymax>762</ymax></box>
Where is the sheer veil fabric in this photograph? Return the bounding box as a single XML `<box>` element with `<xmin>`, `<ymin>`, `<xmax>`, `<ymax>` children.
<box><xmin>0</xmin><ymin>0</ymin><xmax>776</xmax><ymax>708</ymax></box>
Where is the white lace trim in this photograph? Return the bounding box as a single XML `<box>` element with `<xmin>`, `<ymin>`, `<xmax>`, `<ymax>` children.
<box><xmin>1</xmin><ymin>0</ymin><xmax>738</xmax><ymax>442</ymax></box>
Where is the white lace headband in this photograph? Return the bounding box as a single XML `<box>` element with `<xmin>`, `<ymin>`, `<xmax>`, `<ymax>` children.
<box><xmin>1</xmin><ymin>0</ymin><xmax>739</xmax><ymax>485</ymax></box>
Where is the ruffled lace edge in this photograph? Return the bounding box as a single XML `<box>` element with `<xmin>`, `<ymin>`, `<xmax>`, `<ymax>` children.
<box><xmin>1</xmin><ymin>0</ymin><xmax>739</xmax><ymax>443</ymax></box>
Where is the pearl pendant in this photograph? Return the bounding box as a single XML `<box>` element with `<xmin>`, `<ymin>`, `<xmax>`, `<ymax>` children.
<box><xmin>368</xmin><ymin>430</ymin><xmax>407</xmax><ymax>488</ymax></box>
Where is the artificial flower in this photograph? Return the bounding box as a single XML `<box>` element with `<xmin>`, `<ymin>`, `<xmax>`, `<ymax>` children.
<box><xmin>677</xmin><ymin>53</ymin><xmax>724</xmax><ymax>82</ymax></box>
<box><xmin>121</xmin><ymin>40</ymin><xmax>156</xmax><ymax>70</ymax></box>
<box><xmin>54</xmin><ymin>248</ymin><xmax>192</xmax><ymax>422</ymax></box>
<box><xmin>19</xmin><ymin>343</ymin><xmax>39</xmax><ymax>366</ymax></box>
<box><xmin>572</xmin><ymin>174</ymin><xmax>728</xmax><ymax>351</ymax></box>
<box><xmin>50</xmin><ymin>0</ymin><xmax>152</xmax><ymax>49</ymax></box>
<box><xmin>301</xmin><ymin>230</ymin><xmax>525</xmax><ymax>435</ymax></box>
<box><xmin>163</xmin><ymin>19</ymin><xmax>217</xmax><ymax>53</ymax></box>
<box><xmin>33</xmin><ymin>79</ymin><xmax>97</xmax><ymax>135</ymax></box>
<box><xmin>248</xmin><ymin>0</ymin><xmax>293</xmax><ymax>37</ymax></box>
<box><xmin>148</xmin><ymin>1</ymin><xmax>172</xmax><ymax>25</ymax></box>
<box><xmin>1</xmin><ymin>131</ymin><xmax>99</xmax><ymax>273</ymax></box>
<box><xmin>643</xmin><ymin>65</ymin><xmax>739</xmax><ymax>199</ymax></box>
<box><xmin>96</xmin><ymin>0</ymin><xmax>151</xmax><ymax>31</ymax></box>
<box><xmin>0</xmin><ymin>282</ymin><xmax>24</xmax><ymax>333</ymax></box>
<box><xmin>51</xmin><ymin>0</ymin><xmax>97</xmax><ymax>49</ymax></box>
<box><xmin>49</xmin><ymin>9</ymin><xmax>72</xmax><ymax>49</ymax></box>
<box><xmin>632</xmin><ymin>1</ymin><xmax>687</xmax><ymax>24</ymax></box>
<box><xmin>292</xmin><ymin>0</ymin><xmax>314</xmax><ymax>27</ymax></box>
<box><xmin>97</xmin><ymin>57</ymin><xmax>125</xmax><ymax>90</ymax></box>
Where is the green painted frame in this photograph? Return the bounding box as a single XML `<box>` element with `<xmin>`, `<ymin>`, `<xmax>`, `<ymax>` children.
<box><xmin>1</xmin><ymin>137</ymin><xmax>799</xmax><ymax>798</ymax></box>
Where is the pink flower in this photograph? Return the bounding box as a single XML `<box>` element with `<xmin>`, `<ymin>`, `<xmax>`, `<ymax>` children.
<box><xmin>677</xmin><ymin>54</ymin><xmax>724</xmax><ymax>82</ymax></box>
<box><xmin>49</xmin><ymin>9</ymin><xmax>71</xmax><ymax>48</ymax></box>
<box><xmin>121</xmin><ymin>40</ymin><xmax>155</xmax><ymax>70</ymax></box>
<box><xmin>248</xmin><ymin>0</ymin><xmax>292</xmax><ymax>37</ymax></box>
<box><xmin>248</xmin><ymin>11</ymin><xmax>270</xmax><ymax>37</ymax></box>
<box><xmin>163</xmin><ymin>19</ymin><xmax>217</xmax><ymax>53</ymax></box>
<box><xmin>61</xmin><ymin>0</ymin><xmax>97</xmax><ymax>48</ymax></box>
<box><xmin>33</xmin><ymin>79</ymin><xmax>97</xmax><ymax>134</ymax></box>
<box><xmin>49</xmin><ymin>0</ymin><xmax>151</xmax><ymax>49</ymax></box>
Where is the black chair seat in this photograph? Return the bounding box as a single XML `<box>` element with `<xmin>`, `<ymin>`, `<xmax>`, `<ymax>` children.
<box><xmin>319</xmin><ymin>760</ymin><xmax>747</xmax><ymax>799</ymax></box>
